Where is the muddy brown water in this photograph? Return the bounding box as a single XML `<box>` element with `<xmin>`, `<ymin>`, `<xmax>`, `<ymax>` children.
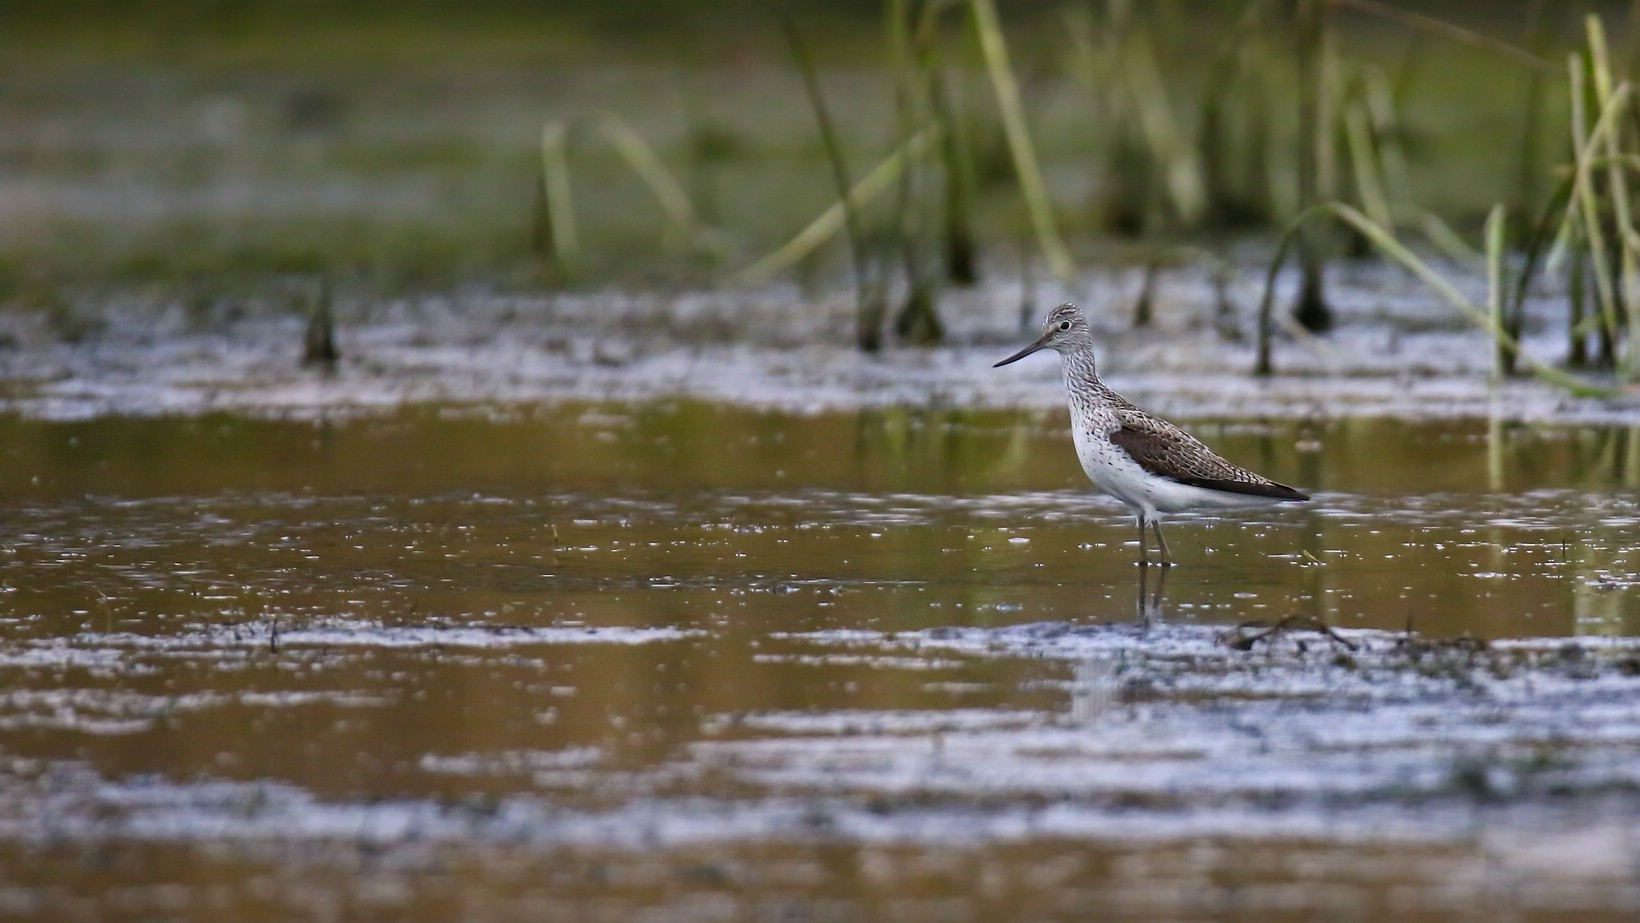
<box><xmin>2</xmin><ymin>402</ymin><xmax>1639</xmax><ymax>922</ymax></box>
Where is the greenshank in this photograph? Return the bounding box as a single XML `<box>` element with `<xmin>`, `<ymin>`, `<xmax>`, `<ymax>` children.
<box><xmin>995</xmin><ymin>303</ymin><xmax>1309</xmax><ymax>566</ymax></box>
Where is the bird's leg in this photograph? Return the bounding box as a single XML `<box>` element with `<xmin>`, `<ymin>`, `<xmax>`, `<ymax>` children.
<box><xmin>1135</xmin><ymin>513</ymin><xmax>1150</xmax><ymax>567</ymax></box>
<box><xmin>1135</xmin><ymin>562</ymin><xmax>1150</xmax><ymax>622</ymax></box>
<box><xmin>1136</xmin><ymin>560</ymin><xmax>1167</xmax><ymax>623</ymax></box>
<box><xmin>1152</xmin><ymin>520</ymin><xmax>1174</xmax><ymax>567</ymax></box>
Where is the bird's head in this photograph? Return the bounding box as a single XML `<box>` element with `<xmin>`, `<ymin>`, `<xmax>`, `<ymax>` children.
<box><xmin>993</xmin><ymin>302</ymin><xmax>1092</xmax><ymax>367</ymax></box>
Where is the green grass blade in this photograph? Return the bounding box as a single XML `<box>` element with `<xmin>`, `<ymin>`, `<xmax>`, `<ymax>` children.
<box><xmin>1343</xmin><ymin>94</ymin><xmax>1393</xmax><ymax>230</ymax></box>
<box><xmin>730</xmin><ymin>128</ymin><xmax>937</xmax><ymax>286</ymax></box>
<box><xmin>1564</xmin><ymin>46</ymin><xmax>1627</xmax><ymax>363</ymax></box>
<box><xmin>591</xmin><ymin>114</ymin><xmax>701</xmax><ymax>241</ymax></box>
<box><xmin>1262</xmin><ymin>202</ymin><xmax>1613</xmax><ymax>396</ymax></box>
<box><xmin>1333</xmin><ymin>0</ymin><xmax>1560</xmax><ymax>75</ymax></box>
<box><xmin>1484</xmin><ymin>203</ymin><xmax>1508</xmax><ymax>379</ymax></box>
<box><xmin>969</xmin><ymin>0</ymin><xmax>1074</xmax><ymax>282</ymax></box>
<box><xmin>776</xmin><ymin>11</ymin><xmax>888</xmax><ymax>349</ymax></box>
<box><xmin>539</xmin><ymin>122</ymin><xmax>579</xmax><ymax>269</ymax></box>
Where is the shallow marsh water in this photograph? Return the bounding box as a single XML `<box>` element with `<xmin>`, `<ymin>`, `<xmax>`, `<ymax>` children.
<box><xmin>10</xmin><ymin>10</ymin><xmax>1640</xmax><ymax>917</ymax></box>
<box><xmin>2</xmin><ymin>402</ymin><xmax>1640</xmax><ymax>921</ymax></box>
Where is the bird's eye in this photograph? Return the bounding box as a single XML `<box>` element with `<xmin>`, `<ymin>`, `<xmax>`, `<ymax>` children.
<box><xmin>1058</xmin><ymin>321</ymin><xmax>1071</xmax><ymax>331</ymax></box>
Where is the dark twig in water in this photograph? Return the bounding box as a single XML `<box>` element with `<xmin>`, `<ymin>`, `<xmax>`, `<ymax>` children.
<box><xmin>1218</xmin><ymin>614</ymin><xmax>1359</xmax><ymax>652</ymax></box>
<box><xmin>302</xmin><ymin>278</ymin><xmax>339</xmax><ymax>369</ymax></box>
<box><xmin>1017</xmin><ymin>240</ymin><xmax>1036</xmax><ymax>329</ymax></box>
<box><xmin>1132</xmin><ymin>259</ymin><xmax>1159</xmax><ymax>328</ymax></box>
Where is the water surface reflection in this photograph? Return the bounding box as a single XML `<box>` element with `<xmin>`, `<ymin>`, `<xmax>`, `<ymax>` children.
<box><xmin>1</xmin><ymin>404</ymin><xmax>1637</xmax><ymax>921</ymax></box>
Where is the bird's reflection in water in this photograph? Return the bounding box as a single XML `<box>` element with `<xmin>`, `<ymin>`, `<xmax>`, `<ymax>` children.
<box><xmin>1136</xmin><ymin>562</ymin><xmax>1168</xmax><ymax>625</ymax></box>
<box><xmin>1069</xmin><ymin>654</ymin><xmax>1119</xmax><ymax>724</ymax></box>
<box><xmin>1070</xmin><ymin>567</ymin><xmax>1169</xmax><ymax>723</ymax></box>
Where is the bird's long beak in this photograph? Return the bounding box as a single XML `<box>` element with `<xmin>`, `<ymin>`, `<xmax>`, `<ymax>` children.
<box><xmin>993</xmin><ymin>332</ymin><xmax>1052</xmax><ymax>368</ymax></box>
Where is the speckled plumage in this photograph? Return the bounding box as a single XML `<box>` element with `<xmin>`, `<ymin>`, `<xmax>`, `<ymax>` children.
<box><xmin>995</xmin><ymin>302</ymin><xmax>1309</xmax><ymax>565</ymax></box>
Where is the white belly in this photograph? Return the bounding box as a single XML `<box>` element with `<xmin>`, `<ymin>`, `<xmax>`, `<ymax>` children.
<box><xmin>1070</xmin><ymin>422</ymin><xmax>1285</xmax><ymax>516</ymax></box>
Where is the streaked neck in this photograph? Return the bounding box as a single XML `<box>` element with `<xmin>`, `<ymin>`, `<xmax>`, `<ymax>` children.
<box><xmin>1059</xmin><ymin>343</ymin><xmax>1100</xmax><ymax>385</ymax></box>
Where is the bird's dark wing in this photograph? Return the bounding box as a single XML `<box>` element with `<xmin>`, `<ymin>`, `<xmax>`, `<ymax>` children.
<box><xmin>1108</xmin><ymin>407</ymin><xmax>1310</xmax><ymax>501</ymax></box>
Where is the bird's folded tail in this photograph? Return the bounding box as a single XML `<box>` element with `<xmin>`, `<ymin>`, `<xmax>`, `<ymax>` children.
<box><xmin>1174</xmin><ymin>477</ymin><xmax>1309</xmax><ymax>501</ymax></box>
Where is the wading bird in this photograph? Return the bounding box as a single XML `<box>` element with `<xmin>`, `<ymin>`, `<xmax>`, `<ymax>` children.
<box><xmin>994</xmin><ymin>303</ymin><xmax>1309</xmax><ymax>566</ymax></box>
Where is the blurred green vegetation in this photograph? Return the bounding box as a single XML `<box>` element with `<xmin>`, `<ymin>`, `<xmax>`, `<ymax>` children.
<box><xmin>0</xmin><ymin>1</ymin><xmax>1626</xmax><ymax>299</ymax></box>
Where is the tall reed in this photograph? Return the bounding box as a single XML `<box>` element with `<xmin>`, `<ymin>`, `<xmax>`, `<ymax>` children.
<box><xmin>1197</xmin><ymin>0</ymin><xmax>1277</xmax><ymax>231</ymax></box>
<box><xmin>1064</xmin><ymin>3</ymin><xmax>1149</xmax><ymax>234</ymax></box>
<box><xmin>1070</xmin><ymin>1</ymin><xmax>1211</xmax><ymax>235</ymax></box>
<box><xmin>1257</xmin><ymin>202</ymin><xmax>1609</xmax><ymax>397</ymax></box>
<box><xmin>591</xmin><ymin>114</ymin><xmax>709</xmax><ymax>253</ymax></box>
<box><xmin>887</xmin><ymin>0</ymin><xmax>944</xmax><ymax>345</ymax></box>
<box><xmin>970</xmin><ymin>0</ymin><xmax>1074</xmax><ymax>282</ymax></box>
<box><xmin>1291</xmin><ymin>0</ymin><xmax>1335</xmax><ymax>333</ymax></box>
<box><xmin>782</xmin><ymin>13</ymin><xmax>889</xmax><ymax>351</ymax></box>
<box><xmin>534</xmin><ymin>122</ymin><xmax>578</xmax><ymax>275</ymax></box>
<box><xmin>731</xmin><ymin>131</ymin><xmax>936</xmax><ymax>287</ymax></box>
<box><xmin>920</xmin><ymin>0</ymin><xmax>979</xmax><ymax>287</ymax></box>
<box><xmin>1514</xmin><ymin>0</ymin><xmax>1552</xmax><ymax>223</ymax></box>
<box><xmin>533</xmin><ymin>116</ymin><xmax>712</xmax><ymax>278</ymax></box>
<box><xmin>1556</xmin><ymin>22</ymin><xmax>1633</xmax><ymax>374</ymax></box>
<box><xmin>931</xmin><ymin>62</ymin><xmax>979</xmax><ymax>285</ymax></box>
